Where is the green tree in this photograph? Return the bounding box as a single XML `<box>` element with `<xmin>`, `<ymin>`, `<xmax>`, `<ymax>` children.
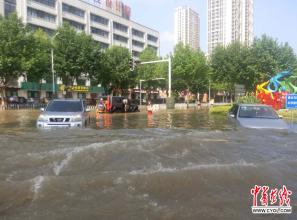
<box><xmin>87</xmin><ymin>44</ymin><xmax>107</xmax><ymax>87</ymax></box>
<box><xmin>172</xmin><ymin>43</ymin><xmax>208</xmax><ymax>93</ymax></box>
<box><xmin>54</xmin><ymin>24</ymin><xmax>79</xmax><ymax>85</ymax></box>
<box><xmin>105</xmin><ymin>46</ymin><xmax>132</xmax><ymax>95</ymax></box>
<box><xmin>251</xmin><ymin>35</ymin><xmax>297</xmax><ymax>81</ymax></box>
<box><xmin>136</xmin><ymin>47</ymin><xmax>167</xmax><ymax>90</ymax></box>
<box><xmin>54</xmin><ymin>23</ymin><xmax>106</xmax><ymax>88</ymax></box>
<box><xmin>210</xmin><ymin>42</ymin><xmax>256</xmax><ymax>92</ymax></box>
<box><xmin>25</xmin><ymin>29</ymin><xmax>51</xmax><ymax>82</ymax></box>
<box><xmin>76</xmin><ymin>31</ymin><xmax>104</xmax><ymax>86</ymax></box>
<box><xmin>0</xmin><ymin>13</ymin><xmax>30</xmax><ymax>102</ymax></box>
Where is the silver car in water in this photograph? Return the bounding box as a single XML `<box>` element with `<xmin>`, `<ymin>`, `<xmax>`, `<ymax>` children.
<box><xmin>37</xmin><ymin>99</ymin><xmax>90</xmax><ymax>128</ymax></box>
<box><xmin>228</xmin><ymin>104</ymin><xmax>288</xmax><ymax>130</ymax></box>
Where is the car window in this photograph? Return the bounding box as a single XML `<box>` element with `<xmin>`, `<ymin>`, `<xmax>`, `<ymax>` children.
<box><xmin>238</xmin><ymin>106</ymin><xmax>279</xmax><ymax>119</ymax></box>
<box><xmin>46</xmin><ymin>101</ymin><xmax>83</xmax><ymax>112</ymax></box>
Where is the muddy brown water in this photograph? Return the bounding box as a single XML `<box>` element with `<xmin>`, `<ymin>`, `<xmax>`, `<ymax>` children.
<box><xmin>0</xmin><ymin>109</ymin><xmax>296</xmax><ymax>220</ymax></box>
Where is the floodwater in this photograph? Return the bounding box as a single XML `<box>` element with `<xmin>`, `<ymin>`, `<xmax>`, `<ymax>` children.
<box><xmin>0</xmin><ymin>109</ymin><xmax>296</xmax><ymax>220</ymax></box>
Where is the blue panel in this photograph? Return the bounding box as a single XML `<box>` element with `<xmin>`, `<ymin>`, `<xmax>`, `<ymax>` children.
<box><xmin>286</xmin><ymin>94</ymin><xmax>297</xmax><ymax>109</ymax></box>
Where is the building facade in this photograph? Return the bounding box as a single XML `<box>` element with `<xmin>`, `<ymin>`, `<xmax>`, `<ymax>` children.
<box><xmin>207</xmin><ymin>0</ymin><xmax>253</xmax><ymax>54</ymax></box>
<box><xmin>0</xmin><ymin>0</ymin><xmax>160</xmax><ymax>58</ymax></box>
<box><xmin>0</xmin><ymin>0</ymin><xmax>160</xmax><ymax>101</ymax></box>
<box><xmin>174</xmin><ymin>6</ymin><xmax>200</xmax><ymax>50</ymax></box>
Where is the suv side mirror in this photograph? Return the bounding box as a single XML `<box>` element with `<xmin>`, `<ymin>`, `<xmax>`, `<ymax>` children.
<box><xmin>40</xmin><ymin>108</ymin><xmax>45</xmax><ymax>112</ymax></box>
<box><xmin>278</xmin><ymin>115</ymin><xmax>283</xmax><ymax>119</ymax></box>
<box><xmin>85</xmin><ymin>108</ymin><xmax>91</xmax><ymax>112</ymax></box>
<box><xmin>229</xmin><ymin>113</ymin><xmax>235</xmax><ymax>118</ymax></box>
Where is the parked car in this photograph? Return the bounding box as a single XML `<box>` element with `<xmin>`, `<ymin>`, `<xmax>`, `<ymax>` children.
<box><xmin>37</xmin><ymin>99</ymin><xmax>90</xmax><ymax>128</ymax></box>
<box><xmin>97</xmin><ymin>96</ymin><xmax>139</xmax><ymax>113</ymax></box>
<box><xmin>228</xmin><ymin>104</ymin><xmax>288</xmax><ymax>130</ymax></box>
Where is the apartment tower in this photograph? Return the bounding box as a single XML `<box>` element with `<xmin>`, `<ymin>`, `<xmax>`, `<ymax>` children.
<box><xmin>175</xmin><ymin>6</ymin><xmax>200</xmax><ymax>50</ymax></box>
<box><xmin>207</xmin><ymin>0</ymin><xmax>253</xmax><ymax>54</ymax></box>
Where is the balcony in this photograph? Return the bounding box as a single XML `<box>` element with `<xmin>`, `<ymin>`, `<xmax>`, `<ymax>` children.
<box><xmin>62</xmin><ymin>11</ymin><xmax>85</xmax><ymax>25</ymax></box>
<box><xmin>92</xmin><ymin>34</ymin><xmax>110</xmax><ymax>44</ymax></box>
<box><xmin>27</xmin><ymin>0</ymin><xmax>57</xmax><ymax>15</ymax></box>
<box><xmin>27</xmin><ymin>16</ymin><xmax>57</xmax><ymax>30</ymax></box>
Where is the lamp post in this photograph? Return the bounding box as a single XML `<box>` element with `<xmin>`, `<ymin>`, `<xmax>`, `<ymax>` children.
<box><xmin>139</xmin><ymin>78</ymin><xmax>165</xmax><ymax>110</ymax></box>
<box><xmin>51</xmin><ymin>32</ymin><xmax>59</xmax><ymax>98</ymax></box>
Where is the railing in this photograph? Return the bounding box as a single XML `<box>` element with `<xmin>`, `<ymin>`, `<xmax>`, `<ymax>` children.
<box><xmin>1</xmin><ymin>103</ymin><xmax>98</xmax><ymax>111</ymax></box>
<box><xmin>1</xmin><ymin>103</ymin><xmax>47</xmax><ymax>110</ymax></box>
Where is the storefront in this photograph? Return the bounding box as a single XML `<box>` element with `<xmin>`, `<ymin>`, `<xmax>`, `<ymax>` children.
<box><xmin>21</xmin><ymin>82</ymin><xmax>105</xmax><ymax>101</ymax></box>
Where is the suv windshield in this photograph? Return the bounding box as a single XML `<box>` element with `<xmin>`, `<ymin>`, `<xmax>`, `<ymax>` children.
<box><xmin>238</xmin><ymin>106</ymin><xmax>279</xmax><ymax>119</ymax></box>
<box><xmin>46</xmin><ymin>101</ymin><xmax>83</xmax><ymax>112</ymax></box>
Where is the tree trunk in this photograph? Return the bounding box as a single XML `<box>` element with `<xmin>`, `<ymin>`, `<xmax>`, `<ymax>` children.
<box><xmin>0</xmin><ymin>86</ymin><xmax>7</xmax><ymax>109</ymax></box>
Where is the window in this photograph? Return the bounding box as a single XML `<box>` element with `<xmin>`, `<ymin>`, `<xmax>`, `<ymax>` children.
<box><xmin>4</xmin><ymin>0</ymin><xmax>16</xmax><ymax>17</ymax></box>
<box><xmin>63</xmin><ymin>19</ymin><xmax>85</xmax><ymax>31</ymax></box>
<box><xmin>132</xmin><ymin>40</ymin><xmax>144</xmax><ymax>48</ymax></box>
<box><xmin>148</xmin><ymin>44</ymin><xmax>158</xmax><ymax>51</ymax></box>
<box><xmin>28</xmin><ymin>91</ymin><xmax>40</xmax><ymax>99</ymax></box>
<box><xmin>113</xmin><ymin>34</ymin><xmax>128</xmax><ymax>43</ymax></box>
<box><xmin>132</xmin><ymin>50</ymin><xmax>140</xmax><ymax>58</ymax></box>
<box><xmin>113</xmin><ymin>22</ymin><xmax>128</xmax><ymax>33</ymax></box>
<box><xmin>132</xmin><ymin>29</ymin><xmax>144</xmax><ymax>38</ymax></box>
<box><xmin>91</xmin><ymin>27</ymin><xmax>109</xmax><ymax>38</ymax></box>
<box><xmin>31</xmin><ymin>0</ymin><xmax>56</xmax><ymax>8</ymax></box>
<box><xmin>98</xmin><ymin>41</ymin><xmax>109</xmax><ymax>49</ymax></box>
<box><xmin>62</xmin><ymin>3</ymin><xmax>84</xmax><ymax>18</ymax></box>
<box><xmin>28</xmin><ymin>24</ymin><xmax>55</xmax><ymax>35</ymax></box>
<box><xmin>46</xmin><ymin>100</ymin><xmax>83</xmax><ymax>112</ymax></box>
<box><xmin>147</xmin><ymin>34</ymin><xmax>158</xmax><ymax>43</ymax></box>
<box><xmin>27</xmin><ymin>7</ymin><xmax>56</xmax><ymax>23</ymax></box>
<box><xmin>90</xmin><ymin>14</ymin><xmax>109</xmax><ymax>26</ymax></box>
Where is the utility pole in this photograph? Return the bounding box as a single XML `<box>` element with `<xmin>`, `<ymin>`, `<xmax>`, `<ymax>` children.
<box><xmin>51</xmin><ymin>32</ymin><xmax>59</xmax><ymax>98</ymax></box>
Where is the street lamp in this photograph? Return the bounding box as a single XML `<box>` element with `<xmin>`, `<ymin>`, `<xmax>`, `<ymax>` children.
<box><xmin>140</xmin><ymin>58</ymin><xmax>171</xmax><ymax>97</ymax></box>
<box><xmin>139</xmin><ymin>78</ymin><xmax>165</xmax><ymax>109</ymax></box>
<box><xmin>51</xmin><ymin>32</ymin><xmax>59</xmax><ymax>98</ymax></box>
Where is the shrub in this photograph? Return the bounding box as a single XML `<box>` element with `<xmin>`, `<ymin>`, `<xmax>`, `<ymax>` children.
<box><xmin>235</xmin><ymin>93</ymin><xmax>260</xmax><ymax>104</ymax></box>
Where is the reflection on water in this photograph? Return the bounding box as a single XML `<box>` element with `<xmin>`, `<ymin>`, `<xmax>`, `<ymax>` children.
<box><xmin>92</xmin><ymin>109</ymin><xmax>230</xmax><ymax>130</ymax></box>
<box><xmin>0</xmin><ymin>109</ymin><xmax>297</xmax><ymax>220</ymax></box>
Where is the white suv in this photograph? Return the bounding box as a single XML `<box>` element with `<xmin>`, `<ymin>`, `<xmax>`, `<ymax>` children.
<box><xmin>37</xmin><ymin>99</ymin><xmax>90</xmax><ymax>128</ymax></box>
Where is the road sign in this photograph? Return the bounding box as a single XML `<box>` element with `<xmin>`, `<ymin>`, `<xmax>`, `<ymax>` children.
<box><xmin>286</xmin><ymin>94</ymin><xmax>297</xmax><ymax>109</ymax></box>
<box><xmin>235</xmin><ymin>84</ymin><xmax>245</xmax><ymax>97</ymax></box>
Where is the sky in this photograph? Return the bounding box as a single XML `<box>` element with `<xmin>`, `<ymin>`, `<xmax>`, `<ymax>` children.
<box><xmin>121</xmin><ymin>0</ymin><xmax>297</xmax><ymax>56</ymax></box>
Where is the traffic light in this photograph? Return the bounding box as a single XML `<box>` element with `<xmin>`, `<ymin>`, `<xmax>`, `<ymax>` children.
<box><xmin>129</xmin><ymin>57</ymin><xmax>135</xmax><ymax>71</ymax></box>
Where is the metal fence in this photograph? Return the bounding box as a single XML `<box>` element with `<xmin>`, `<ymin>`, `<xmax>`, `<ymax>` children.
<box><xmin>1</xmin><ymin>103</ymin><xmax>98</xmax><ymax>111</ymax></box>
<box><xmin>1</xmin><ymin>103</ymin><xmax>47</xmax><ymax>110</ymax></box>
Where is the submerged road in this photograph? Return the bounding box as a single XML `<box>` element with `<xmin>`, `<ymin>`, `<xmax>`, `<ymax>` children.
<box><xmin>0</xmin><ymin>109</ymin><xmax>296</xmax><ymax>219</ymax></box>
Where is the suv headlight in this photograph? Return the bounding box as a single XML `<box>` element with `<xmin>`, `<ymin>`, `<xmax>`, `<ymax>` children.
<box><xmin>71</xmin><ymin>115</ymin><xmax>82</xmax><ymax>122</ymax></box>
<box><xmin>38</xmin><ymin>115</ymin><xmax>47</xmax><ymax>122</ymax></box>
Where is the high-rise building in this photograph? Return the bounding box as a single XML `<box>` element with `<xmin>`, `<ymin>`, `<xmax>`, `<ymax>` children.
<box><xmin>0</xmin><ymin>0</ymin><xmax>160</xmax><ymax>58</ymax></box>
<box><xmin>207</xmin><ymin>0</ymin><xmax>253</xmax><ymax>54</ymax></box>
<box><xmin>174</xmin><ymin>6</ymin><xmax>200</xmax><ymax>50</ymax></box>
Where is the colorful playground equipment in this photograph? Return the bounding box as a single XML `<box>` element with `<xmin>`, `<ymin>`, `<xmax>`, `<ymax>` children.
<box><xmin>256</xmin><ymin>69</ymin><xmax>297</xmax><ymax>110</ymax></box>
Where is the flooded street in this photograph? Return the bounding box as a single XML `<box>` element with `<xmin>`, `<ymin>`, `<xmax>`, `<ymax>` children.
<box><xmin>0</xmin><ymin>109</ymin><xmax>296</xmax><ymax>219</ymax></box>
